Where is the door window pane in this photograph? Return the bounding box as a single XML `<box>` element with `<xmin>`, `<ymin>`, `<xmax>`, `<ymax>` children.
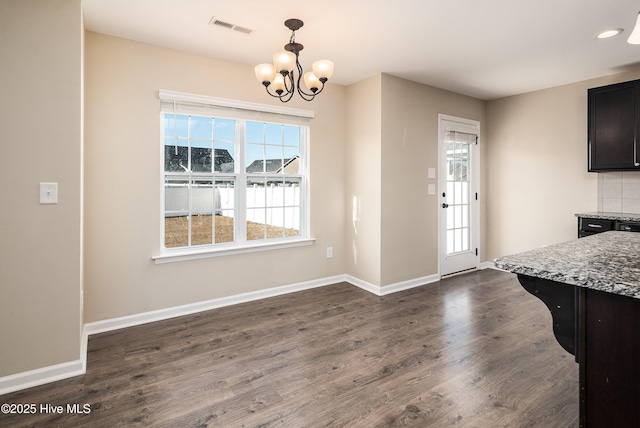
<box><xmin>445</xmin><ymin>131</ymin><xmax>473</xmax><ymax>255</ymax></box>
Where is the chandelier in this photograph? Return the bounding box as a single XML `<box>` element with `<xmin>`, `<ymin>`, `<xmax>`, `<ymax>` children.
<box><xmin>254</xmin><ymin>19</ymin><xmax>334</xmax><ymax>102</ymax></box>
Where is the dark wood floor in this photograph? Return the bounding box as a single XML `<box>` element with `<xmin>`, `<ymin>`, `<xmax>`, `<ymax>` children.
<box><xmin>0</xmin><ymin>269</ymin><xmax>578</xmax><ymax>427</ymax></box>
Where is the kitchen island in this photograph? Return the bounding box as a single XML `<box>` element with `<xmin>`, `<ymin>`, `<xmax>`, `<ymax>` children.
<box><xmin>495</xmin><ymin>231</ymin><xmax>640</xmax><ymax>428</ymax></box>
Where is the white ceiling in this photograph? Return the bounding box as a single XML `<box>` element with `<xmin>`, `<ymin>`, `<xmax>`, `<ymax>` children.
<box><xmin>82</xmin><ymin>0</ymin><xmax>640</xmax><ymax>100</ymax></box>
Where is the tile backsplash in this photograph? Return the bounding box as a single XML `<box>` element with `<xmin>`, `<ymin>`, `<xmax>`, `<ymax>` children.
<box><xmin>598</xmin><ymin>171</ymin><xmax>640</xmax><ymax>213</ymax></box>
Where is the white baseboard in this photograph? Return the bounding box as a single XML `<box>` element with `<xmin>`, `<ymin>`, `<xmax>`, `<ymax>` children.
<box><xmin>346</xmin><ymin>273</ymin><xmax>440</xmax><ymax>296</ymax></box>
<box><xmin>85</xmin><ymin>274</ymin><xmax>348</xmax><ymax>336</ymax></box>
<box><xmin>1</xmin><ymin>271</ymin><xmax>442</xmax><ymax>396</ymax></box>
<box><xmin>0</xmin><ymin>358</ymin><xmax>85</xmax><ymax>396</ymax></box>
<box><xmin>345</xmin><ymin>275</ymin><xmax>381</xmax><ymax>295</ymax></box>
<box><xmin>380</xmin><ymin>274</ymin><xmax>441</xmax><ymax>295</ymax></box>
<box><xmin>479</xmin><ymin>261</ymin><xmax>496</xmax><ymax>270</ymax></box>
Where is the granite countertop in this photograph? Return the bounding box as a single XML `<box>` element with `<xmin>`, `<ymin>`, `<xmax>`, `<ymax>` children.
<box><xmin>494</xmin><ymin>231</ymin><xmax>640</xmax><ymax>299</ymax></box>
<box><xmin>576</xmin><ymin>211</ymin><xmax>640</xmax><ymax>222</ymax></box>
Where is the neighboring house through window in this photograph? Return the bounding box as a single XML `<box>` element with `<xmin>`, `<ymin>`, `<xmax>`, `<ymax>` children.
<box><xmin>158</xmin><ymin>90</ymin><xmax>313</xmax><ymax>260</ymax></box>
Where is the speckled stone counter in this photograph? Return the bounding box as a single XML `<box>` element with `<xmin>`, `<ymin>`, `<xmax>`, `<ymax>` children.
<box><xmin>576</xmin><ymin>211</ymin><xmax>640</xmax><ymax>222</ymax></box>
<box><xmin>496</xmin><ymin>231</ymin><xmax>640</xmax><ymax>426</ymax></box>
<box><xmin>495</xmin><ymin>231</ymin><xmax>640</xmax><ymax>299</ymax></box>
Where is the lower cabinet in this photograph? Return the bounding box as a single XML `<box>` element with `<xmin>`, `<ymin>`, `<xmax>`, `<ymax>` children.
<box><xmin>577</xmin><ymin>216</ymin><xmax>640</xmax><ymax>238</ymax></box>
<box><xmin>577</xmin><ymin>217</ymin><xmax>614</xmax><ymax>238</ymax></box>
<box><xmin>580</xmin><ymin>287</ymin><xmax>640</xmax><ymax>427</ymax></box>
<box><xmin>517</xmin><ymin>274</ymin><xmax>640</xmax><ymax>427</ymax></box>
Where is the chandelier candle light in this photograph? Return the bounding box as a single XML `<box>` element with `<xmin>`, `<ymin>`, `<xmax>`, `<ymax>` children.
<box><xmin>255</xmin><ymin>19</ymin><xmax>334</xmax><ymax>102</ymax></box>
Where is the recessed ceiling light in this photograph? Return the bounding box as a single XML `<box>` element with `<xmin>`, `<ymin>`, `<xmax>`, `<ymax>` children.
<box><xmin>596</xmin><ymin>28</ymin><xmax>623</xmax><ymax>39</ymax></box>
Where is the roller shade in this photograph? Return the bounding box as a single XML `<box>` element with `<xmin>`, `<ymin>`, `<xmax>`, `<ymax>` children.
<box><xmin>159</xmin><ymin>89</ymin><xmax>313</xmax><ymax>126</ymax></box>
<box><xmin>446</xmin><ymin>130</ymin><xmax>477</xmax><ymax>145</ymax></box>
<box><xmin>445</xmin><ymin>121</ymin><xmax>479</xmax><ymax>145</ymax></box>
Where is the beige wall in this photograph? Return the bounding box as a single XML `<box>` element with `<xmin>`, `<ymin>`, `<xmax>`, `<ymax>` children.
<box><xmin>0</xmin><ymin>0</ymin><xmax>83</xmax><ymax>376</ymax></box>
<box><xmin>345</xmin><ymin>75</ymin><xmax>383</xmax><ymax>285</ymax></box>
<box><xmin>83</xmin><ymin>32</ymin><xmax>347</xmax><ymax>322</ymax></box>
<box><xmin>485</xmin><ymin>68</ymin><xmax>640</xmax><ymax>261</ymax></box>
<box><xmin>344</xmin><ymin>73</ymin><xmax>486</xmax><ymax>287</ymax></box>
<box><xmin>380</xmin><ymin>75</ymin><xmax>486</xmax><ymax>286</ymax></box>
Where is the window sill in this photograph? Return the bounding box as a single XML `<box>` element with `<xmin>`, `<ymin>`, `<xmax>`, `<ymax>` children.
<box><xmin>152</xmin><ymin>238</ymin><xmax>316</xmax><ymax>264</ymax></box>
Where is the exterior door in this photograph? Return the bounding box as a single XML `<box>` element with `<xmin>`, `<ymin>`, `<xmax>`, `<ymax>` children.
<box><xmin>438</xmin><ymin>115</ymin><xmax>480</xmax><ymax>276</ymax></box>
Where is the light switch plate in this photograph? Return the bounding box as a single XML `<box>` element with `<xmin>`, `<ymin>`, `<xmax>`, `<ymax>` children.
<box><xmin>428</xmin><ymin>183</ymin><xmax>436</xmax><ymax>195</ymax></box>
<box><xmin>428</xmin><ymin>168</ymin><xmax>436</xmax><ymax>179</ymax></box>
<box><xmin>40</xmin><ymin>182</ymin><xmax>58</xmax><ymax>204</ymax></box>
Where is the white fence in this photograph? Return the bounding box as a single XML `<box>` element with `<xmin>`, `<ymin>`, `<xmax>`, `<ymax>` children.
<box><xmin>165</xmin><ymin>185</ymin><xmax>300</xmax><ymax>230</ymax></box>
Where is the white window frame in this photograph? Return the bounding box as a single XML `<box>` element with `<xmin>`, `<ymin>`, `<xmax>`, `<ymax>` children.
<box><xmin>153</xmin><ymin>90</ymin><xmax>315</xmax><ymax>264</ymax></box>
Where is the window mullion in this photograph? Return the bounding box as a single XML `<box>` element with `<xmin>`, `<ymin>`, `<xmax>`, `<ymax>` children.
<box><xmin>300</xmin><ymin>127</ymin><xmax>308</xmax><ymax>237</ymax></box>
<box><xmin>187</xmin><ymin>175</ymin><xmax>192</xmax><ymax>247</ymax></box>
<box><xmin>236</xmin><ymin>120</ymin><xmax>247</xmax><ymax>243</ymax></box>
<box><xmin>187</xmin><ymin>116</ymin><xmax>193</xmax><ymax>247</ymax></box>
<box><xmin>210</xmin><ymin>118</ymin><xmax>216</xmax><ymax>245</ymax></box>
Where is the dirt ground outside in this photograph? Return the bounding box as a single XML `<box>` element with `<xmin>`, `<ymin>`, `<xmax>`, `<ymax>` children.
<box><xmin>165</xmin><ymin>215</ymin><xmax>299</xmax><ymax>248</ymax></box>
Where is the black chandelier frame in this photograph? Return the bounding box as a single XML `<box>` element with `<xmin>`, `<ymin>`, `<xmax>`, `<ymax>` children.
<box><xmin>259</xmin><ymin>19</ymin><xmax>329</xmax><ymax>103</ymax></box>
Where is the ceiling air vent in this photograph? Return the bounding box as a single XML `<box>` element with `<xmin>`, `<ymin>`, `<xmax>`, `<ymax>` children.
<box><xmin>209</xmin><ymin>17</ymin><xmax>253</xmax><ymax>35</ymax></box>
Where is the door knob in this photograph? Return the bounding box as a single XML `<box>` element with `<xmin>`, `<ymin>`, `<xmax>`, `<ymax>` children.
<box><xmin>442</xmin><ymin>203</ymin><xmax>449</xmax><ymax>208</ymax></box>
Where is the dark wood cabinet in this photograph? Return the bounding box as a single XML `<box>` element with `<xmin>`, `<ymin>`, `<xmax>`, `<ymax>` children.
<box><xmin>580</xmin><ymin>287</ymin><xmax>640</xmax><ymax>427</ymax></box>
<box><xmin>577</xmin><ymin>217</ymin><xmax>614</xmax><ymax>237</ymax></box>
<box><xmin>517</xmin><ymin>274</ymin><xmax>640</xmax><ymax>428</ymax></box>
<box><xmin>577</xmin><ymin>215</ymin><xmax>640</xmax><ymax>238</ymax></box>
<box><xmin>588</xmin><ymin>79</ymin><xmax>640</xmax><ymax>171</ymax></box>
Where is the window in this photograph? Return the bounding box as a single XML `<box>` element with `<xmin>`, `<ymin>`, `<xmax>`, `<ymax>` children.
<box><xmin>157</xmin><ymin>90</ymin><xmax>313</xmax><ymax>260</ymax></box>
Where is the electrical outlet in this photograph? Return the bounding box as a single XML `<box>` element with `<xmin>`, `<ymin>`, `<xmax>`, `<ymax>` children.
<box><xmin>326</xmin><ymin>247</ymin><xmax>333</xmax><ymax>259</ymax></box>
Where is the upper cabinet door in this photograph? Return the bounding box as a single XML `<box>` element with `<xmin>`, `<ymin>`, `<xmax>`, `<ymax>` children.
<box><xmin>588</xmin><ymin>80</ymin><xmax>640</xmax><ymax>171</ymax></box>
